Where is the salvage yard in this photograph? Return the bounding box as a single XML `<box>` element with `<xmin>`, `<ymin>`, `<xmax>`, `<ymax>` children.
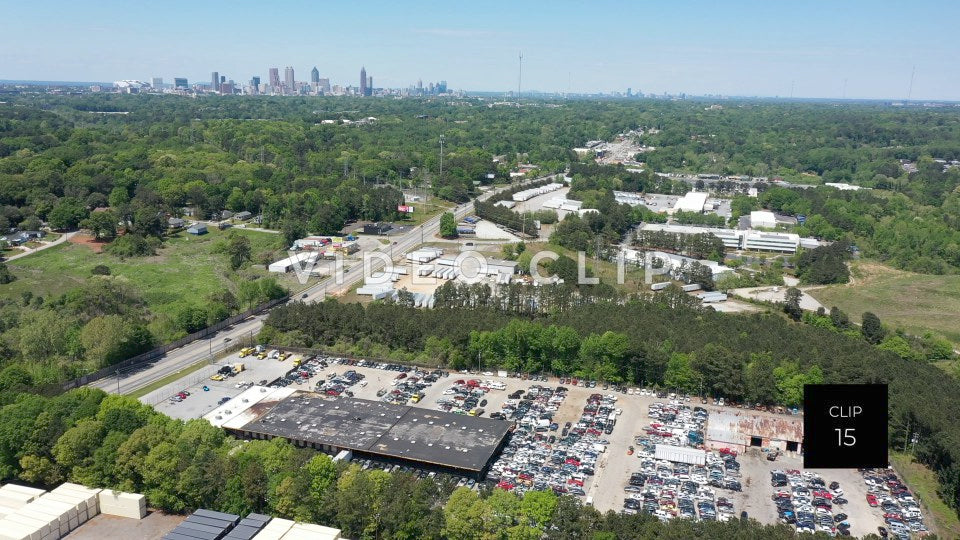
<box><xmin>146</xmin><ymin>348</ymin><xmax>922</xmax><ymax>535</ymax></box>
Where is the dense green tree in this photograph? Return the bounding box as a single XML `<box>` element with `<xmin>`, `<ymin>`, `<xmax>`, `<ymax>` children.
<box><xmin>81</xmin><ymin>210</ymin><xmax>118</xmax><ymax>240</ymax></box>
<box><xmin>440</xmin><ymin>212</ymin><xmax>458</xmax><ymax>238</ymax></box>
<box><xmin>862</xmin><ymin>311</ymin><xmax>886</xmax><ymax>344</ymax></box>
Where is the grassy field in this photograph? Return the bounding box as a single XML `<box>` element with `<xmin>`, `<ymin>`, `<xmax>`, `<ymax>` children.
<box><xmin>890</xmin><ymin>452</ymin><xmax>960</xmax><ymax>539</ymax></box>
<box><xmin>808</xmin><ymin>261</ymin><xmax>960</xmax><ymax>344</ymax></box>
<box><xmin>4</xmin><ymin>228</ymin><xmax>290</xmax><ymax>318</ymax></box>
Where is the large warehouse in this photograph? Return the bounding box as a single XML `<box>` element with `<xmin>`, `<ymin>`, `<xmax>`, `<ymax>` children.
<box><xmin>205</xmin><ymin>388</ymin><xmax>512</xmax><ymax>479</ymax></box>
<box><xmin>705</xmin><ymin>410</ymin><xmax>804</xmax><ymax>455</ymax></box>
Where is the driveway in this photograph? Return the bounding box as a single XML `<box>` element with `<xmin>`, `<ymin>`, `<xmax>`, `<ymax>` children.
<box><xmin>3</xmin><ymin>231</ymin><xmax>75</xmax><ymax>261</ymax></box>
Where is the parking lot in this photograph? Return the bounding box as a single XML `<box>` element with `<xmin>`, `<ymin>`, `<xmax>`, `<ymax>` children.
<box><xmin>151</xmin><ymin>349</ymin><xmax>921</xmax><ymax>533</ymax></box>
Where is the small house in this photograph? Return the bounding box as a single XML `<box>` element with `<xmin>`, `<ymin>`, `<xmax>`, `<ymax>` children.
<box><xmin>220</xmin><ymin>210</ymin><xmax>234</xmax><ymax>220</ymax></box>
<box><xmin>234</xmin><ymin>211</ymin><xmax>253</xmax><ymax>221</ymax></box>
<box><xmin>168</xmin><ymin>217</ymin><xmax>186</xmax><ymax>229</ymax></box>
<box><xmin>187</xmin><ymin>224</ymin><xmax>208</xmax><ymax>235</ymax></box>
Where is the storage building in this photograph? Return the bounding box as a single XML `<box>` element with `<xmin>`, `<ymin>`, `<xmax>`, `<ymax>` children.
<box><xmin>705</xmin><ymin>410</ymin><xmax>803</xmax><ymax>454</ymax></box>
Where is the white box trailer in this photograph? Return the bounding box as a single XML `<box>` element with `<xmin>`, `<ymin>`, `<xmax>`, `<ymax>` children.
<box><xmin>252</xmin><ymin>517</ymin><xmax>295</xmax><ymax>539</ymax></box>
<box><xmin>285</xmin><ymin>522</ymin><xmax>342</xmax><ymax>539</ymax></box>
<box><xmin>650</xmin><ymin>281</ymin><xmax>670</xmax><ymax>291</ymax></box>
<box><xmin>2</xmin><ymin>514</ymin><xmax>51</xmax><ymax>540</ymax></box>
<box><xmin>17</xmin><ymin>507</ymin><xmax>64</xmax><ymax>539</ymax></box>
<box><xmin>97</xmin><ymin>490</ymin><xmax>146</xmax><ymax>520</ymax></box>
<box><xmin>0</xmin><ymin>520</ymin><xmax>45</xmax><ymax>540</ymax></box>
<box><xmin>0</xmin><ymin>486</ymin><xmax>45</xmax><ymax>500</ymax></box>
<box><xmin>30</xmin><ymin>497</ymin><xmax>79</xmax><ymax>533</ymax></box>
<box><xmin>655</xmin><ymin>444</ymin><xmax>706</xmax><ymax>465</ymax></box>
<box><xmin>0</xmin><ymin>491</ymin><xmax>35</xmax><ymax>511</ymax></box>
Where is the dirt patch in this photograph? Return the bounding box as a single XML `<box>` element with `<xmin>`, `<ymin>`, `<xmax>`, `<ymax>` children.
<box><xmin>69</xmin><ymin>233</ymin><xmax>106</xmax><ymax>253</ymax></box>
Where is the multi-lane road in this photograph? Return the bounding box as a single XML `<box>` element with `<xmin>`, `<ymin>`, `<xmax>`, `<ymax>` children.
<box><xmin>95</xmin><ymin>176</ymin><xmax>552</xmax><ymax>395</ymax></box>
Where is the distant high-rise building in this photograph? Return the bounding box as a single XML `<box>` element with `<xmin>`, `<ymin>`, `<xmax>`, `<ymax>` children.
<box><xmin>151</xmin><ymin>77</ymin><xmax>163</xmax><ymax>89</ymax></box>
<box><xmin>318</xmin><ymin>78</ymin><xmax>331</xmax><ymax>94</ymax></box>
<box><xmin>360</xmin><ymin>67</ymin><xmax>368</xmax><ymax>97</ymax></box>
<box><xmin>627</xmin><ymin>87</ymin><xmax>632</xmax><ymax>97</ymax></box>
<box><xmin>367</xmin><ymin>76</ymin><xmax>373</xmax><ymax>96</ymax></box>
<box><xmin>211</xmin><ymin>72</ymin><xmax>219</xmax><ymax>92</ymax></box>
<box><xmin>220</xmin><ymin>82</ymin><xmax>234</xmax><ymax>95</ymax></box>
<box><xmin>439</xmin><ymin>80</ymin><xmax>447</xmax><ymax>93</ymax></box>
<box><xmin>284</xmin><ymin>66</ymin><xmax>295</xmax><ymax>91</ymax></box>
<box><xmin>249</xmin><ymin>76</ymin><xmax>260</xmax><ymax>95</ymax></box>
<box><xmin>174</xmin><ymin>77</ymin><xmax>188</xmax><ymax>89</ymax></box>
<box><xmin>310</xmin><ymin>66</ymin><xmax>319</xmax><ymax>84</ymax></box>
<box><xmin>269</xmin><ymin>67</ymin><xmax>280</xmax><ymax>88</ymax></box>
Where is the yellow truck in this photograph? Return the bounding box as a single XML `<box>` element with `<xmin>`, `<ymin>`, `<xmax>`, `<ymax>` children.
<box><xmin>232</xmin><ymin>363</ymin><xmax>245</xmax><ymax>375</ymax></box>
<box><xmin>238</xmin><ymin>347</ymin><xmax>253</xmax><ymax>358</ymax></box>
<box><xmin>292</xmin><ymin>358</ymin><xmax>302</xmax><ymax>368</ymax></box>
<box><xmin>278</xmin><ymin>352</ymin><xmax>288</xmax><ymax>362</ymax></box>
<box><xmin>257</xmin><ymin>351</ymin><xmax>268</xmax><ymax>360</ymax></box>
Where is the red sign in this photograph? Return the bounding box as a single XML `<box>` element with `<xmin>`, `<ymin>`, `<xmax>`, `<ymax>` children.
<box><xmin>397</xmin><ymin>205</ymin><xmax>414</xmax><ymax>213</ymax></box>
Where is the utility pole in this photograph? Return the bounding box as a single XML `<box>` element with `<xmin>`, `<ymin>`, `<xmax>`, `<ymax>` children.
<box><xmin>903</xmin><ymin>418</ymin><xmax>911</xmax><ymax>453</ymax></box>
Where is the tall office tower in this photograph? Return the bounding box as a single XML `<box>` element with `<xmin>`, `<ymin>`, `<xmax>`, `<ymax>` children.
<box><xmin>249</xmin><ymin>76</ymin><xmax>260</xmax><ymax>95</ymax></box>
<box><xmin>318</xmin><ymin>78</ymin><xmax>331</xmax><ymax>94</ymax></box>
<box><xmin>367</xmin><ymin>76</ymin><xmax>373</xmax><ymax>96</ymax></box>
<box><xmin>416</xmin><ymin>78</ymin><xmax>423</xmax><ymax>95</ymax></box>
<box><xmin>269</xmin><ymin>67</ymin><xmax>280</xmax><ymax>88</ymax></box>
<box><xmin>151</xmin><ymin>77</ymin><xmax>163</xmax><ymax>89</ymax></box>
<box><xmin>284</xmin><ymin>66</ymin><xmax>295</xmax><ymax>91</ymax></box>
<box><xmin>174</xmin><ymin>77</ymin><xmax>188</xmax><ymax>89</ymax></box>
<box><xmin>429</xmin><ymin>82</ymin><xmax>435</xmax><ymax>94</ymax></box>
<box><xmin>360</xmin><ymin>67</ymin><xmax>367</xmax><ymax>96</ymax></box>
<box><xmin>220</xmin><ymin>82</ymin><xmax>234</xmax><ymax>94</ymax></box>
<box><xmin>211</xmin><ymin>72</ymin><xmax>219</xmax><ymax>92</ymax></box>
<box><xmin>439</xmin><ymin>80</ymin><xmax>447</xmax><ymax>93</ymax></box>
<box><xmin>310</xmin><ymin>66</ymin><xmax>319</xmax><ymax>84</ymax></box>
<box><xmin>626</xmin><ymin>87</ymin><xmax>632</xmax><ymax>97</ymax></box>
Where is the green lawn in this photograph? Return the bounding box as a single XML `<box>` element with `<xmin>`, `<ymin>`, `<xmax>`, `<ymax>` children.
<box><xmin>890</xmin><ymin>452</ymin><xmax>960</xmax><ymax>539</ymax></box>
<box><xmin>4</xmin><ymin>228</ymin><xmax>287</xmax><ymax>319</ymax></box>
<box><xmin>808</xmin><ymin>261</ymin><xmax>960</xmax><ymax>344</ymax></box>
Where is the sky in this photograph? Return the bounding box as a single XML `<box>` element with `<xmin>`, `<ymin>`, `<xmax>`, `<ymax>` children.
<box><xmin>2</xmin><ymin>0</ymin><xmax>959</xmax><ymax>100</ymax></box>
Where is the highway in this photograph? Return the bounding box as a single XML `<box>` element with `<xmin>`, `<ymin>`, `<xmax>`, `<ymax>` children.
<box><xmin>95</xmin><ymin>176</ymin><xmax>552</xmax><ymax>395</ymax></box>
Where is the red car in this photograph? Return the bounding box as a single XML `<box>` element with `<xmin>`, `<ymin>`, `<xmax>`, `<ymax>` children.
<box><xmin>568</xmin><ymin>478</ymin><xmax>584</xmax><ymax>486</ymax></box>
<box><xmin>866</xmin><ymin>494</ymin><xmax>878</xmax><ymax>507</ymax></box>
<box><xmin>496</xmin><ymin>481</ymin><xmax>515</xmax><ymax>490</ymax></box>
<box><xmin>565</xmin><ymin>458</ymin><xmax>581</xmax><ymax>466</ymax></box>
<box><xmin>718</xmin><ymin>448</ymin><xmax>738</xmax><ymax>457</ymax></box>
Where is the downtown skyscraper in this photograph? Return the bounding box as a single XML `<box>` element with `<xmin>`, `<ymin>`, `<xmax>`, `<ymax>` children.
<box><xmin>284</xmin><ymin>66</ymin><xmax>295</xmax><ymax>92</ymax></box>
<box><xmin>360</xmin><ymin>66</ymin><xmax>367</xmax><ymax>96</ymax></box>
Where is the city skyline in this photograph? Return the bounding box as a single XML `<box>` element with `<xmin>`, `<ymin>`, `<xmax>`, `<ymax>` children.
<box><xmin>1</xmin><ymin>0</ymin><xmax>960</xmax><ymax>100</ymax></box>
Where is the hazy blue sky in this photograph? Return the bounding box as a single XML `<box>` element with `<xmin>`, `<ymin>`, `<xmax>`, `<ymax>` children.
<box><xmin>2</xmin><ymin>0</ymin><xmax>958</xmax><ymax>99</ymax></box>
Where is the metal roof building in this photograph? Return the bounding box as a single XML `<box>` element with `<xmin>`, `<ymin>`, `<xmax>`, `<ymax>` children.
<box><xmin>705</xmin><ymin>410</ymin><xmax>803</xmax><ymax>454</ymax></box>
<box><xmin>212</xmin><ymin>390</ymin><xmax>512</xmax><ymax>479</ymax></box>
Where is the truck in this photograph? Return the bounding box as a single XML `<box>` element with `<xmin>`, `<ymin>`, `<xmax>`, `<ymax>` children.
<box><xmin>232</xmin><ymin>362</ymin><xmax>245</xmax><ymax>374</ymax></box>
<box><xmin>238</xmin><ymin>347</ymin><xmax>253</xmax><ymax>358</ymax></box>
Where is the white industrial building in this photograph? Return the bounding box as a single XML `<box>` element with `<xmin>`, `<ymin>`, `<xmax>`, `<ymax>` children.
<box><xmin>637</xmin><ymin>223</ymin><xmax>807</xmax><ymax>254</ymax></box>
<box><xmin>671</xmin><ymin>191</ymin><xmax>709</xmax><ymax>213</ymax></box>
<box><xmin>749</xmin><ymin>210</ymin><xmax>778</xmax><ymax>229</ymax></box>
<box><xmin>268</xmin><ymin>252</ymin><xmax>320</xmax><ymax>273</ymax></box>
<box><xmin>740</xmin><ymin>230</ymin><xmax>800</xmax><ymax>252</ymax></box>
<box><xmin>638</xmin><ymin>223</ymin><xmax>741</xmax><ymax>250</ymax></box>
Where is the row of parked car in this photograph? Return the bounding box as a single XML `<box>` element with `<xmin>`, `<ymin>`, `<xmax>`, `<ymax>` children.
<box><xmin>436</xmin><ymin>379</ymin><xmax>496</xmax><ymax>415</ymax></box>
<box><xmin>771</xmin><ymin>469</ymin><xmax>851</xmax><ymax>536</ymax></box>
<box><xmin>861</xmin><ymin>468</ymin><xmax>925</xmax><ymax>539</ymax></box>
<box><xmin>378</xmin><ymin>369</ymin><xmax>444</xmax><ymax>405</ymax></box>
<box><xmin>488</xmin><ymin>389</ymin><xmax>618</xmax><ymax>498</ymax></box>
